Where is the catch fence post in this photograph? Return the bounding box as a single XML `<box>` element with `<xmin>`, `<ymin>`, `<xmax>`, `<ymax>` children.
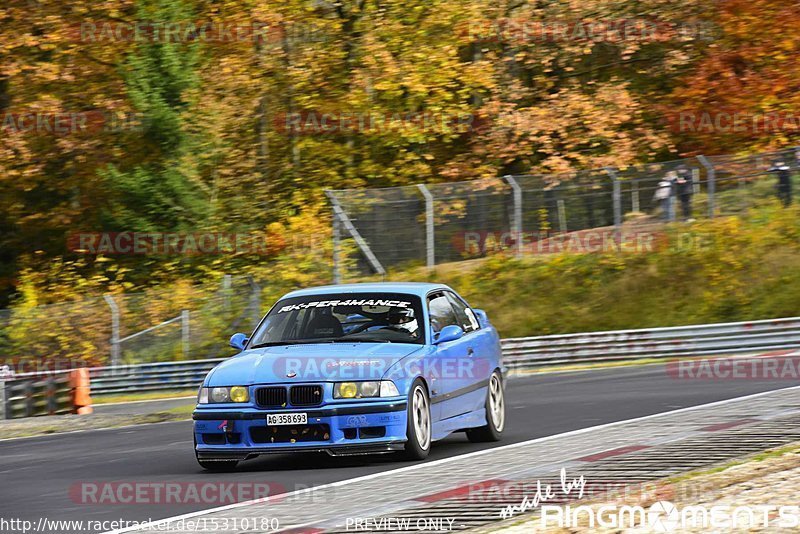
<box><xmin>247</xmin><ymin>276</ymin><xmax>261</xmax><ymax>329</ymax></box>
<box><xmin>181</xmin><ymin>310</ymin><xmax>190</xmax><ymax>359</ymax></box>
<box><xmin>103</xmin><ymin>295</ymin><xmax>121</xmax><ymax>367</ymax></box>
<box><xmin>417</xmin><ymin>184</ymin><xmax>435</xmax><ymax>270</ymax></box>
<box><xmin>332</xmin><ymin>210</ymin><xmax>341</xmax><ymax>284</ymax></box>
<box><xmin>504</xmin><ymin>176</ymin><xmax>523</xmax><ymax>258</ymax></box>
<box><xmin>557</xmin><ymin>200</ymin><xmax>567</xmax><ymax>233</ymax></box>
<box><xmin>324</xmin><ymin>190</ymin><xmax>385</xmax><ymax>276</ymax></box>
<box><xmin>697</xmin><ymin>155</ymin><xmax>715</xmax><ymax>218</ymax></box>
<box><xmin>605</xmin><ymin>167</ymin><xmax>622</xmax><ymax>242</ymax></box>
<box><xmin>222</xmin><ymin>274</ymin><xmax>232</xmax><ymax>312</ymax></box>
<box><xmin>0</xmin><ymin>379</ymin><xmax>6</xmax><ymax>419</ymax></box>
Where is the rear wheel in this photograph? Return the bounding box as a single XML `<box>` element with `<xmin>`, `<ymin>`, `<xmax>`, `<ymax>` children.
<box><xmin>466</xmin><ymin>372</ymin><xmax>505</xmax><ymax>443</ymax></box>
<box><xmin>402</xmin><ymin>380</ymin><xmax>431</xmax><ymax>460</ymax></box>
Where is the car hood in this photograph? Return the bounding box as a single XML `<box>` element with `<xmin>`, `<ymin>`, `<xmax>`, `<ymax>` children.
<box><xmin>206</xmin><ymin>342</ymin><xmax>424</xmax><ymax>385</ymax></box>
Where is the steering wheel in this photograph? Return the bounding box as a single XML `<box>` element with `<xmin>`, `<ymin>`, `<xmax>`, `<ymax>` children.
<box><xmin>378</xmin><ymin>325</ymin><xmax>407</xmax><ymax>332</ymax></box>
<box><xmin>348</xmin><ymin>322</ymin><xmax>382</xmax><ymax>334</ymax></box>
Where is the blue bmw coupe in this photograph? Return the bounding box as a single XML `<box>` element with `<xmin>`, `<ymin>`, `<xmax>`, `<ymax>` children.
<box><xmin>193</xmin><ymin>282</ymin><xmax>505</xmax><ymax>470</ymax></box>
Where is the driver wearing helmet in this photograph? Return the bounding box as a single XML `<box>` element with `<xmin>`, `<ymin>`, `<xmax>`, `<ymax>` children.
<box><xmin>386</xmin><ymin>307</ymin><xmax>418</xmax><ymax>336</ymax></box>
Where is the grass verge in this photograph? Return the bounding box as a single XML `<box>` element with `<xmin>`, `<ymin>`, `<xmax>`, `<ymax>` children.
<box><xmin>0</xmin><ymin>404</ymin><xmax>194</xmax><ymax>440</ymax></box>
<box><xmin>92</xmin><ymin>390</ymin><xmax>197</xmax><ymax>404</ymax></box>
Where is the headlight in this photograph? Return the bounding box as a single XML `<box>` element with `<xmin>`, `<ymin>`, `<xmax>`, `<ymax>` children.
<box><xmin>335</xmin><ymin>382</ymin><xmax>359</xmax><ymax>398</ymax></box>
<box><xmin>380</xmin><ymin>381</ymin><xmax>400</xmax><ymax>397</ymax></box>
<box><xmin>229</xmin><ymin>386</ymin><xmax>249</xmax><ymax>403</ymax></box>
<box><xmin>198</xmin><ymin>386</ymin><xmax>250</xmax><ymax>404</ymax></box>
<box><xmin>360</xmin><ymin>381</ymin><xmax>380</xmax><ymax>397</ymax></box>
<box><xmin>211</xmin><ymin>387</ymin><xmax>230</xmax><ymax>403</ymax></box>
<box><xmin>334</xmin><ymin>381</ymin><xmax>400</xmax><ymax>399</ymax></box>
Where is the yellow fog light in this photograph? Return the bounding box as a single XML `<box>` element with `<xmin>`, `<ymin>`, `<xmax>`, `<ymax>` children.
<box><xmin>336</xmin><ymin>382</ymin><xmax>358</xmax><ymax>399</ymax></box>
<box><xmin>230</xmin><ymin>386</ymin><xmax>249</xmax><ymax>403</ymax></box>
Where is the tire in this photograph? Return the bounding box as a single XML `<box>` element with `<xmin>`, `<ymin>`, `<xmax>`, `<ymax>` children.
<box><xmin>402</xmin><ymin>379</ymin><xmax>431</xmax><ymax>460</ymax></box>
<box><xmin>466</xmin><ymin>371</ymin><xmax>505</xmax><ymax>443</ymax></box>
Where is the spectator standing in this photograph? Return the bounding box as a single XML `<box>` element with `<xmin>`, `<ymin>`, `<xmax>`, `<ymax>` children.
<box><xmin>675</xmin><ymin>164</ymin><xmax>694</xmax><ymax>221</ymax></box>
<box><xmin>654</xmin><ymin>172</ymin><xmax>676</xmax><ymax>221</ymax></box>
<box><xmin>769</xmin><ymin>159</ymin><xmax>792</xmax><ymax>207</ymax></box>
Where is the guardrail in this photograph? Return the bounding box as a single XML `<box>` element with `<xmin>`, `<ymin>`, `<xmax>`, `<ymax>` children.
<box><xmin>6</xmin><ymin>316</ymin><xmax>800</xmax><ymax>408</ymax></box>
<box><xmin>0</xmin><ymin>373</ymin><xmax>73</xmax><ymax>419</ymax></box>
<box><xmin>89</xmin><ymin>358</ymin><xmax>224</xmax><ymax>396</ymax></box>
<box><xmin>501</xmin><ymin>316</ymin><xmax>800</xmax><ymax>370</ymax></box>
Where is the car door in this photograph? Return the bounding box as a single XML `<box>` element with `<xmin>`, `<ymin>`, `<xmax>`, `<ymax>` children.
<box><xmin>444</xmin><ymin>290</ymin><xmax>493</xmax><ymax>418</ymax></box>
<box><xmin>427</xmin><ymin>291</ymin><xmax>476</xmax><ymax>420</ymax></box>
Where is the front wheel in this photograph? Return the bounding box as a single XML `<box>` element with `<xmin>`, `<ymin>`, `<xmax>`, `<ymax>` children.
<box><xmin>466</xmin><ymin>371</ymin><xmax>505</xmax><ymax>443</ymax></box>
<box><xmin>402</xmin><ymin>380</ymin><xmax>431</xmax><ymax>460</ymax></box>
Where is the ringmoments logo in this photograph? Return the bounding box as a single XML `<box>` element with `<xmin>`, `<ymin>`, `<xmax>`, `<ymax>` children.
<box><xmin>497</xmin><ymin>470</ymin><xmax>800</xmax><ymax>530</ymax></box>
<box><xmin>538</xmin><ymin>501</ymin><xmax>800</xmax><ymax>531</ymax></box>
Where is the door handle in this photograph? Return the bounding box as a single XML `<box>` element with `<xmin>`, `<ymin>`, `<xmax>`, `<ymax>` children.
<box><xmin>467</xmin><ymin>348</ymin><xmax>475</xmax><ymax>356</ymax></box>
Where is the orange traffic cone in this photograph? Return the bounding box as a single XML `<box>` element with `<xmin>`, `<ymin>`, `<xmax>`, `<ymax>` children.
<box><xmin>70</xmin><ymin>368</ymin><xmax>93</xmax><ymax>415</ymax></box>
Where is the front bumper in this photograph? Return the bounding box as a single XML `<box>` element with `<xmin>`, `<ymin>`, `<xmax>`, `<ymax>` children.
<box><xmin>193</xmin><ymin>400</ymin><xmax>407</xmax><ymax>460</ymax></box>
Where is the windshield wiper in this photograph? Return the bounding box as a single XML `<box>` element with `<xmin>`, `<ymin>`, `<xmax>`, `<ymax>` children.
<box><xmin>329</xmin><ymin>338</ymin><xmax>392</xmax><ymax>343</ymax></box>
<box><xmin>249</xmin><ymin>340</ymin><xmax>313</xmax><ymax>348</ymax></box>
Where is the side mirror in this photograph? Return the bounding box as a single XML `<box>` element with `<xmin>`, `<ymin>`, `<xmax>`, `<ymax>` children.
<box><xmin>433</xmin><ymin>324</ymin><xmax>464</xmax><ymax>345</ymax></box>
<box><xmin>472</xmin><ymin>308</ymin><xmax>489</xmax><ymax>327</ymax></box>
<box><xmin>229</xmin><ymin>333</ymin><xmax>249</xmax><ymax>351</ymax></box>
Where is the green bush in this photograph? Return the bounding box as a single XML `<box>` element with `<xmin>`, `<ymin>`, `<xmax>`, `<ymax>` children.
<box><xmin>383</xmin><ymin>204</ymin><xmax>800</xmax><ymax>337</ymax></box>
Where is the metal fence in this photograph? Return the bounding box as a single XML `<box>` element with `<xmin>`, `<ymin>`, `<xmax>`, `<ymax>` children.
<box><xmin>327</xmin><ymin>147</ymin><xmax>800</xmax><ymax>279</ymax></box>
<box><xmin>0</xmin><ymin>275</ymin><xmax>263</xmax><ymax>370</ymax></box>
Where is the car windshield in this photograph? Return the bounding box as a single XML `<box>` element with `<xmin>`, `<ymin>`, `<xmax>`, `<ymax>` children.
<box><xmin>248</xmin><ymin>292</ymin><xmax>425</xmax><ymax>347</ymax></box>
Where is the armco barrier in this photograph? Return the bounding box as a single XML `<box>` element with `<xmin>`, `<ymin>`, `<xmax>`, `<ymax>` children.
<box><xmin>1</xmin><ymin>373</ymin><xmax>73</xmax><ymax>419</ymax></box>
<box><xmin>88</xmin><ymin>358</ymin><xmax>224</xmax><ymax>396</ymax></box>
<box><xmin>6</xmin><ymin>316</ymin><xmax>800</xmax><ymax>409</ymax></box>
<box><xmin>86</xmin><ymin>316</ymin><xmax>800</xmax><ymax>395</ymax></box>
<box><xmin>501</xmin><ymin>316</ymin><xmax>800</xmax><ymax>370</ymax></box>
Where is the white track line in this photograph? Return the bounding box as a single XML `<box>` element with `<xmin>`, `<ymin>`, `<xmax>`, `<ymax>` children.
<box><xmin>106</xmin><ymin>383</ymin><xmax>800</xmax><ymax>534</ymax></box>
<box><xmin>5</xmin><ymin>355</ymin><xmax>787</xmax><ymax>444</ymax></box>
<box><xmin>95</xmin><ymin>395</ymin><xmax>196</xmax><ymax>406</ymax></box>
<box><xmin>0</xmin><ymin>419</ymin><xmax>191</xmax><ymax>444</ymax></box>
<box><xmin>0</xmin><ymin>363</ymin><xmax>666</xmax><ymax>444</ymax></box>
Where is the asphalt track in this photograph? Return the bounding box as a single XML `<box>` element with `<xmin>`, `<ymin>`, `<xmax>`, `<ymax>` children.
<box><xmin>1</xmin><ymin>362</ymin><xmax>798</xmax><ymax>532</ymax></box>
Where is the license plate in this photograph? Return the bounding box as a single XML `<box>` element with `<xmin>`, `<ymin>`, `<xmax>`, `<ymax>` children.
<box><xmin>267</xmin><ymin>412</ymin><xmax>307</xmax><ymax>426</ymax></box>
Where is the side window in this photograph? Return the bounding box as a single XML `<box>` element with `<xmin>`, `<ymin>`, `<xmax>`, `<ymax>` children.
<box><xmin>427</xmin><ymin>293</ymin><xmax>459</xmax><ymax>333</ymax></box>
<box><xmin>446</xmin><ymin>292</ymin><xmax>480</xmax><ymax>332</ymax></box>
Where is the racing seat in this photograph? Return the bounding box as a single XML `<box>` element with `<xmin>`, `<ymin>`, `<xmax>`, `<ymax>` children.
<box><xmin>306</xmin><ymin>312</ymin><xmax>344</xmax><ymax>338</ymax></box>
